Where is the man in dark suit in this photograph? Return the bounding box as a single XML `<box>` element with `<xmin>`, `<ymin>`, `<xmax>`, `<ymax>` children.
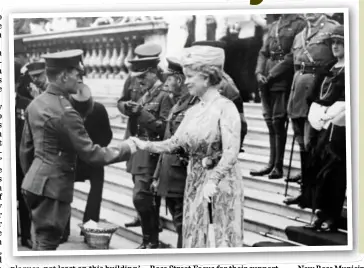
<box><xmin>20</xmin><ymin>49</ymin><xmax>136</xmax><ymax>250</ymax></box>
<box><xmin>117</xmin><ymin>44</ymin><xmax>173</xmax><ymax>249</ymax></box>
<box><xmin>15</xmin><ymin>60</ymin><xmax>33</xmax><ymax>249</ymax></box>
<box><xmin>151</xmin><ymin>57</ymin><xmax>198</xmax><ymax>248</ymax></box>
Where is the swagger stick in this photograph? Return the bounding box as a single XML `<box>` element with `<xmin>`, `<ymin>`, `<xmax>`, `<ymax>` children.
<box><xmin>285</xmin><ymin>134</ymin><xmax>296</xmax><ymax>197</ymax></box>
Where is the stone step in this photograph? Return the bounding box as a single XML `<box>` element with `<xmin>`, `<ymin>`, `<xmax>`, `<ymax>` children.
<box><xmin>104</xmin><ymin>163</ymin><xmax>347</xmax><ymax>227</ymax></box>
<box><xmin>73</xmin><ymin>181</ymin><xmax>300</xmax><ymax>247</ymax></box>
<box><xmin>244</xmin><ymin>138</ymin><xmax>301</xmax><ymax>162</ymax></box>
<box><xmin>67</xmin><ymin>214</ymin><xmax>139</xmax><ymax>250</ymax></box>
<box><xmin>71</xmin><ymin>197</ymin><xmax>177</xmax><ymax>249</ymax></box>
<box><xmin>285</xmin><ymin>226</ymin><xmax>347</xmax><ymax>246</ymax></box>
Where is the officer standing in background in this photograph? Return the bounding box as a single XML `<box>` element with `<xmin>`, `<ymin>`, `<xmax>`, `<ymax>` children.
<box><xmin>117</xmin><ymin>44</ymin><xmax>173</xmax><ymax>249</ymax></box>
<box><xmin>20</xmin><ymin>49</ymin><xmax>136</xmax><ymax>250</ymax></box>
<box><xmin>283</xmin><ymin>13</ymin><xmax>339</xmax><ymax>205</ymax></box>
<box><xmin>15</xmin><ymin>60</ymin><xmax>33</xmax><ymax>249</ymax></box>
<box><xmin>151</xmin><ymin>57</ymin><xmax>199</xmax><ymax>248</ymax></box>
<box><xmin>250</xmin><ymin>14</ymin><xmax>306</xmax><ymax>179</ymax></box>
<box><xmin>191</xmin><ymin>40</ymin><xmax>248</xmax><ymax>150</ymax></box>
<box><xmin>26</xmin><ymin>61</ymin><xmax>48</xmax><ymax>96</ymax></box>
<box><xmin>118</xmin><ymin>43</ymin><xmax>164</xmax><ymax>231</ymax></box>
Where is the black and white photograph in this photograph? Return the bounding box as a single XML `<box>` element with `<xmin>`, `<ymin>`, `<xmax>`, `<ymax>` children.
<box><xmin>9</xmin><ymin>9</ymin><xmax>352</xmax><ymax>255</ymax></box>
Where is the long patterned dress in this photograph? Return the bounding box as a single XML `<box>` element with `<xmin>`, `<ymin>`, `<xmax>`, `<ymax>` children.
<box><xmin>146</xmin><ymin>89</ymin><xmax>244</xmax><ymax>248</ymax></box>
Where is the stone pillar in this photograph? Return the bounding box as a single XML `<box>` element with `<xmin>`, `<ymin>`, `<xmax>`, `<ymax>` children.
<box><xmin>195</xmin><ymin>15</ymin><xmax>207</xmax><ymax>41</ymax></box>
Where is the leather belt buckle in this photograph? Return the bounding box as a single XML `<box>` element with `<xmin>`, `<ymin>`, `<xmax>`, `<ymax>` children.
<box><xmin>300</xmin><ymin>62</ymin><xmax>305</xmax><ymax>75</ymax></box>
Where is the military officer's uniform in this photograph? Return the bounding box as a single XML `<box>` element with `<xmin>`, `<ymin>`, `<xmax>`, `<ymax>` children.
<box><xmin>118</xmin><ymin>43</ymin><xmax>164</xmax><ymax>230</ymax></box>
<box><xmin>152</xmin><ymin>58</ymin><xmax>199</xmax><ymax>248</ymax></box>
<box><xmin>251</xmin><ymin>14</ymin><xmax>306</xmax><ymax>179</ymax></box>
<box><xmin>20</xmin><ymin>50</ymin><xmax>135</xmax><ymax>250</ymax></box>
<box><xmin>117</xmin><ymin>46</ymin><xmax>173</xmax><ymax>249</ymax></box>
<box><xmin>289</xmin><ymin>15</ymin><xmax>338</xmax><ymax>153</ymax></box>
<box><xmin>283</xmin><ymin>15</ymin><xmax>339</xmax><ymax>197</ymax></box>
<box><xmin>191</xmin><ymin>40</ymin><xmax>248</xmax><ymax>150</ymax></box>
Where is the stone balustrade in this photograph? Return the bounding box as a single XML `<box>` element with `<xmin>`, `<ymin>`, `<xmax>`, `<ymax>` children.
<box><xmin>15</xmin><ymin>19</ymin><xmax>169</xmax><ymax>97</ymax></box>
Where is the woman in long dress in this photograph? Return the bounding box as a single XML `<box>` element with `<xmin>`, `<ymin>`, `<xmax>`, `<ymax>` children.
<box><xmin>131</xmin><ymin>45</ymin><xmax>244</xmax><ymax>248</ymax></box>
<box><xmin>303</xmin><ymin>25</ymin><xmax>346</xmax><ymax>232</ymax></box>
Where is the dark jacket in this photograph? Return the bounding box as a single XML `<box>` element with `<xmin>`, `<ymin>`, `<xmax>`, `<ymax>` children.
<box><xmin>20</xmin><ymin>83</ymin><xmax>131</xmax><ymax>203</ymax></box>
<box><xmin>73</xmin><ymin>101</ymin><xmax>113</xmax><ymax>182</ymax></box>
<box><xmin>154</xmin><ymin>94</ymin><xmax>199</xmax><ymax>197</ymax></box>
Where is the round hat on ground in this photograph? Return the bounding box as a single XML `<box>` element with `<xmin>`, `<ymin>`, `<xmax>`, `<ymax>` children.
<box><xmin>134</xmin><ymin>43</ymin><xmax>162</xmax><ymax>58</ymax></box>
<box><xmin>129</xmin><ymin>57</ymin><xmax>160</xmax><ymax>77</ymax></box>
<box><xmin>26</xmin><ymin>61</ymin><xmax>46</xmax><ymax>76</ymax></box>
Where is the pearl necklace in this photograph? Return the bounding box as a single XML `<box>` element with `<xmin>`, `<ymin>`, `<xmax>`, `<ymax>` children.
<box><xmin>319</xmin><ymin>66</ymin><xmax>344</xmax><ymax>100</ymax></box>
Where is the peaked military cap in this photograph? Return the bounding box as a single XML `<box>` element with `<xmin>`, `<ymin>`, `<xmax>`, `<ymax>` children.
<box><xmin>134</xmin><ymin>43</ymin><xmax>162</xmax><ymax>58</ymax></box>
<box><xmin>191</xmin><ymin>40</ymin><xmax>226</xmax><ymax>50</ymax></box>
<box><xmin>14</xmin><ymin>38</ymin><xmax>27</xmax><ymax>55</ymax></box>
<box><xmin>164</xmin><ymin>57</ymin><xmax>183</xmax><ymax>75</ymax></box>
<box><xmin>42</xmin><ymin>49</ymin><xmax>85</xmax><ymax>73</ymax></box>
<box><xmin>27</xmin><ymin>61</ymin><xmax>46</xmax><ymax>76</ymax></box>
<box><xmin>331</xmin><ymin>25</ymin><xmax>344</xmax><ymax>40</ymax></box>
<box><xmin>129</xmin><ymin>57</ymin><xmax>160</xmax><ymax>77</ymax></box>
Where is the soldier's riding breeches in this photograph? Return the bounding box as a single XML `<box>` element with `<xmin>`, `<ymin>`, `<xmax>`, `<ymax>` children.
<box><xmin>22</xmin><ymin>190</ymin><xmax>70</xmax><ymax>250</ymax></box>
<box><xmin>132</xmin><ymin>174</ymin><xmax>159</xmax><ymax>244</ymax></box>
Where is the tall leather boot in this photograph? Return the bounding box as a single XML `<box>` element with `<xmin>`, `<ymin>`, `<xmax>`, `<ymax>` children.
<box><xmin>250</xmin><ymin>119</ymin><xmax>275</xmax><ymax>176</ymax></box>
<box><xmin>269</xmin><ymin>118</ymin><xmax>287</xmax><ymax>179</ymax></box>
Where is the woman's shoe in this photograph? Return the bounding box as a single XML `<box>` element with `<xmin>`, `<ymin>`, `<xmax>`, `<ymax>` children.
<box><xmin>303</xmin><ymin>218</ymin><xmax>324</xmax><ymax>231</ymax></box>
<box><xmin>318</xmin><ymin>219</ymin><xmax>338</xmax><ymax>233</ymax></box>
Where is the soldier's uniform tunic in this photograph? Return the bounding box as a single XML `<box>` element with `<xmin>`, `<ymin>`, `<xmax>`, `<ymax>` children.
<box><xmin>20</xmin><ymin>82</ymin><xmax>133</xmax><ymax>250</ymax></box>
<box><xmin>153</xmin><ymin>93</ymin><xmax>199</xmax><ymax>248</ymax></box>
<box><xmin>252</xmin><ymin>14</ymin><xmax>306</xmax><ymax>177</ymax></box>
<box><xmin>118</xmin><ymin>79</ymin><xmax>173</xmax><ymax>247</ymax></box>
<box><xmin>288</xmin><ymin>15</ymin><xmax>339</xmax><ymax>151</ymax></box>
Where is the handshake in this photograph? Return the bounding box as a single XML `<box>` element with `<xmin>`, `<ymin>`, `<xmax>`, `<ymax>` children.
<box><xmin>127</xmin><ymin>137</ymin><xmax>149</xmax><ymax>152</ymax></box>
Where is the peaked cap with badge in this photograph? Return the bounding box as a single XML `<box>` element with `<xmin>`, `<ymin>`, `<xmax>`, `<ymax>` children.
<box><xmin>129</xmin><ymin>43</ymin><xmax>162</xmax><ymax>77</ymax></box>
<box><xmin>164</xmin><ymin>57</ymin><xmax>183</xmax><ymax>76</ymax></box>
<box><xmin>26</xmin><ymin>61</ymin><xmax>46</xmax><ymax>76</ymax></box>
<box><xmin>42</xmin><ymin>49</ymin><xmax>85</xmax><ymax>75</ymax></box>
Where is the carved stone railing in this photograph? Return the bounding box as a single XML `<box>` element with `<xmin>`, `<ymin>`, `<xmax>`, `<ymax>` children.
<box><xmin>15</xmin><ymin>20</ymin><xmax>169</xmax><ymax>97</ymax></box>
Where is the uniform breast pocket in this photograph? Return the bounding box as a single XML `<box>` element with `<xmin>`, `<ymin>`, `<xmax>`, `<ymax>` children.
<box><xmin>144</xmin><ymin>102</ymin><xmax>160</xmax><ymax>114</ymax></box>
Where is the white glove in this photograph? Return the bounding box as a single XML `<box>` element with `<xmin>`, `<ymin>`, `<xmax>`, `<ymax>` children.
<box><xmin>203</xmin><ymin>180</ymin><xmax>217</xmax><ymax>202</ymax></box>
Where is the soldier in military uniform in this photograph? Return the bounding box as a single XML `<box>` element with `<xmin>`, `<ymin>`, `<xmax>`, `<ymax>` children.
<box><xmin>15</xmin><ymin>61</ymin><xmax>33</xmax><ymax>249</ymax></box>
<box><xmin>151</xmin><ymin>57</ymin><xmax>198</xmax><ymax>248</ymax></box>
<box><xmin>117</xmin><ymin>45</ymin><xmax>173</xmax><ymax>249</ymax></box>
<box><xmin>20</xmin><ymin>50</ymin><xmax>136</xmax><ymax>250</ymax></box>
<box><xmin>191</xmin><ymin>40</ymin><xmax>248</xmax><ymax>150</ymax></box>
<box><xmin>119</xmin><ymin>43</ymin><xmax>164</xmax><ymax>231</ymax></box>
<box><xmin>283</xmin><ymin>13</ymin><xmax>339</xmax><ymax>205</ymax></box>
<box><xmin>250</xmin><ymin>14</ymin><xmax>306</xmax><ymax>179</ymax></box>
<box><xmin>27</xmin><ymin>61</ymin><xmax>48</xmax><ymax>96</ymax></box>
